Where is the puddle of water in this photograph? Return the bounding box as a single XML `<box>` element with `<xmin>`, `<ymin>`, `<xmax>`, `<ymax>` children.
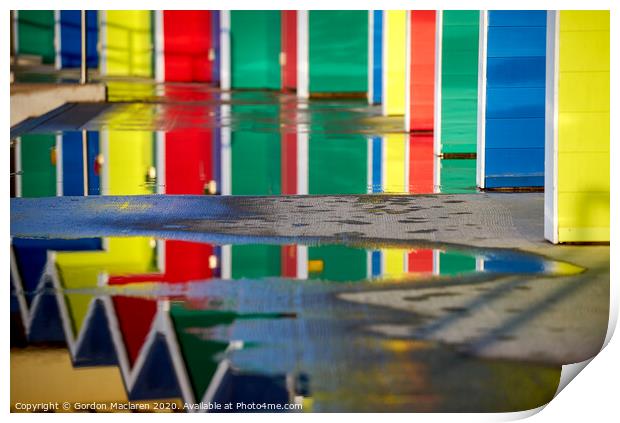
<box><xmin>11</xmin><ymin>236</ymin><xmax>576</xmax><ymax>411</ymax></box>
<box><xmin>11</xmin><ymin>88</ymin><xmax>477</xmax><ymax>197</ymax></box>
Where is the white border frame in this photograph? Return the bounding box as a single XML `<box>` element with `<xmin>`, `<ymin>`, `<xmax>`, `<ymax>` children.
<box><xmin>544</xmin><ymin>10</ymin><xmax>560</xmax><ymax>244</ymax></box>
<box><xmin>475</xmin><ymin>10</ymin><xmax>488</xmax><ymax>189</ymax></box>
<box><xmin>154</xmin><ymin>10</ymin><xmax>165</xmax><ymax>83</ymax></box>
<box><xmin>297</xmin><ymin>11</ymin><xmax>309</xmax><ymax>99</ymax></box>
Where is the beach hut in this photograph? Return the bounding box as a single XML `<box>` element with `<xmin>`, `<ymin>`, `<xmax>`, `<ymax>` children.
<box><xmin>100</xmin><ymin>10</ymin><xmax>153</xmax><ymax>77</ymax></box>
<box><xmin>436</xmin><ymin>157</ymin><xmax>476</xmax><ymax>193</ymax></box>
<box><xmin>382</xmin><ymin>10</ymin><xmax>407</xmax><ymax>116</ymax></box>
<box><xmin>57</xmin><ymin>131</ymin><xmax>100</xmax><ymax>196</ymax></box>
<box><xmin>14</xmin><ymin>10</ymin><xmax>55</xmax><ymax>64</ymax></box>
<box><xmin>409</xmin><ymin>134</ymin><xmax>435</xmax><ymax>193</ymax></box>
<box><xmin>13</xmin><ymin>134</ymin><xmax>56</xmax><ymax>198</ymax></box>
<box><xmin>281</xmin><ymin>10</ymin><xmax>297</xmax><ymax>91</ymax></box>
<box><xmin>155</xmin><ymin>11</ymin><xmax>213</xmax><ymax>82</ymax></box>
<box><xmin>56</xmin><ymin>10</ymin><xmax>99</xmax><ymax>69</ymax></box>
<box><xmin>544</xmin><ymin>11</ymin><xmax>609</xmax><ymax>243</ymax></box>
<box><xmin>406</xmin><ymin>10</ymin><xmax>436</xmax><ymax>132</ymax></box>
<box><xmin>367</xmin><ymin>134</ymin><xmax>434</xmax><ymax>194</ymax></box>
<box><xmin>434</xmin><ymin>10</ymin><xmax>480</xmax><ymax>156</ymax></box>
<box><xmin>220</xmin><ymin>11</ymin><xmax>281</xmax><ymax>90</ymax></box>
<box><xmin>297</xmin><ymin>11</ymin><xmax>368</xmax><ymax>98</ymax></box>
<box><xmin>368</xmin><ymin>10</ymin><xmax>383</xmax><ymax>105</ymax></box>
<box><xmin>476</xmin><ymin>11</ymin><xmax>547</xmax><ymax>189</ymax></box>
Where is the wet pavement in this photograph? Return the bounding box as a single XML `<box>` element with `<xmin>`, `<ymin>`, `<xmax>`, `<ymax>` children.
<box><xmin>10</xmin><ymin>81</ymin><xmax>609</xmax><ymax>412</ymax></box>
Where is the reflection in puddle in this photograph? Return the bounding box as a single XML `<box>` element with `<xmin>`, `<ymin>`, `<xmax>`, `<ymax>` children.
<box><xmin>10</xmin><ymin>90</ymin><xmax>477</xmax><ymax>198</ymax></box>
<box><xmin>11</xmin><ymin>87</ymin><xmax>565</xmax><ymax>411</ymax></box>
<box><xmin>11</xmin><ymin>236</ymin><xmax>576</xmax><ymax>411</ymax></box>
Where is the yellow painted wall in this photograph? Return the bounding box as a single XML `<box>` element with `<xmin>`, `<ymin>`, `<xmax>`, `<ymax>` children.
<box><xmin>557</xmin><ymin>11</ymin><xmax>609</xmax><ymax>242</ymax></box>
<box><xmin>383</xmin><ymin>11</ymin><xmax>407</xmax><ymax>116</ymax></box>
<box><xmin>103</xmin><ymin>10</ymin><xmax>153</xmax><ymax>77</ymax></box>
<box><xmin>383</xmin><ymin>134</ymin><xmax>407</xmax><ymax>193</ymax></box>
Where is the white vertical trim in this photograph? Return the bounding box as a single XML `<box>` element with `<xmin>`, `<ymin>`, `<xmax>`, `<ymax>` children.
<box><xmin>297</xmin><ymin>11</ymin><xmax>309</xmax><ymax>99</ymax></box>
<box><xmin>434</xmin><ymin>11</ymin><xmax>444</xmax><ymax>156</ymax></box>
<box><xmin>476</xmin><ymin>256</ymin><xmax>485</xmax><ymax>272</ymax></box>
<box><xmin>366</xmin><ymin>250</ymin><xmax>372</xmax><ymax>279</ymax></box>
<box><xmin>404</xmin><ymin>11</ymin><xmax>412</xmax><ymax>132</ymax></box>
<box><xmin>99</xmin><ymin>11</ymin><xmax>107</xmax><ymax>76</ymax></box>
<box><xmin>220</xmin><ymin>11</ymin><xmax>231</xmax><ymax>90</ymax></box>
<box><xmin>14</xmin><ymin>137</ymin><xmax>22</xmax><ymax>198</ymax></box>
<box><xmin>296</xmin><ymin>103</ymin><xmax>309</xmax><ymax>195</ymax></box>
<box><xmin>54</xmin><ymin>10</ymin><xmax>61</xmax><ymax>70</ymax></box>
<box><xmin>296</xmin><ymin>245</ymin><xmax>308</xmax><ymax>280</ymax></box>
<box><xmin>156</xmin><ymin>131</ymin><xmax>165</xmax><ymax>194</ymax></box>
<box><xmin>154</xmin><ymin>10</ymin><xmax>165</xmax><ymax>83</ymax></box>
<box><xmin>432</xmin><ymin>249</ymin><xmax>440</xmax><ymax>275</ymax></box>
<box><xmin>56</xmin><ymin>134</ymin><xmax>63</xmax><ymax>196</ymax></box>
<box><xmin>476</xmin><ymin>11</ymin><xmax>488</xmax><ymax>189</ymax></box>
<box><xmin>381</xmin><ymin>11</ymin><xmax>389</xmax><ymax>116</ymax></box>
<box><xmin>221</xmin><ymin>244</ymin><xmax>232</xmax><ymax>279</ymax></box>
<box><xmin>434</xmin><ymin>153</ymin><xmax>441</xmax><ymax>193</ymax></box>
<box><xmin>367</xmin><ymin>10</ymin><xmax>374</xmax><ymax>105</ymax></box>
<box><xmin>545</xmin><ymin>11</ymin><xmax>560</xmax><ymax>244</ymax></box>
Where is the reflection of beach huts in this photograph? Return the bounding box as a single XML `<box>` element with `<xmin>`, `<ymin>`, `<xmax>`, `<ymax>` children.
<box><xmin>52</xmin><ymin>125</ymin><xmax>158</xmax><ymax>349</ymax></box>
<box><xmin>56</xmin><ymin>11</ymin><xmax>99</xmax><ymax>69</ymax></box>
<box><xmin>12</xmin><ymin>262</ymin><xmax>295</xmax><ymax>408</ymax></box>
<box><xmin>12</xmin><ymin>131</ymin><xmax>101</xmax><ymax>198</ymax></box>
